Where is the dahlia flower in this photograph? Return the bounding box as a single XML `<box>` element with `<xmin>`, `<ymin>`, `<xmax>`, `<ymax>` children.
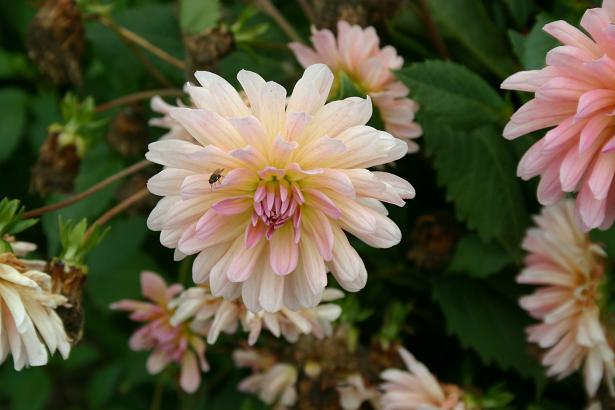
<box><xmin>0</xmin><ymin>252</ymin><xmax>70</xmax><ymax>370</ymax></box>
<box><xmin>170</xmin><ymin>284</ymin><xmax>343</xmax><ymax>345</ymax></box>
<box><xmin>150</xmin><ymin>95</ymin><xmax>192</xmax><ymax>141</ymax></box>
<box><xmin>502</xmin><ymin>0</ymin><xmax>615</xmax><ymax>230</ymax></box>
<box><xmin>518</xmin><ymin>200</ymin><xmax>615</xmax><ymax>397</ymax></box>
<box><xmin>146</xmin><ymin>64</ymin><xmax>413</xmax><ymax>312</ymax></box>
<box><xmin>289</xmin><ymin>21</ymin><xmax>422</xmax><ymax>151</ymax></box>
<box><xmin>233</xmin><ymin>348</ymin><xmax>298</xmax><ymax>409</ymax></box>
<box><xmin>337</xmin><ymin>373</ymin><xmax>379</xmax><ymax>410</ymax></box>
<box><xmin>111</xmin><ymin>271</ymin><xmax>208</xmax><ymax>393</ymax></box>
<box><xmin>380</xmin><ymin>347</ymin><xmax>464</xmax><ymax>410</ymax></box>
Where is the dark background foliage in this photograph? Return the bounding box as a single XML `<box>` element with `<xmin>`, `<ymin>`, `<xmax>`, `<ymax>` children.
<box><xmin>0</xmin><ymin>0</ymin><xmax>608</xmax><ymax>408</ymax></box>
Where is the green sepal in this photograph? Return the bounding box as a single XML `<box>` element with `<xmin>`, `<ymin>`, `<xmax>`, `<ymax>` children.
<box><xmin>58</xmin><ymin>217</ymin><xmax>110</xmax><ymax>268</ymax></box>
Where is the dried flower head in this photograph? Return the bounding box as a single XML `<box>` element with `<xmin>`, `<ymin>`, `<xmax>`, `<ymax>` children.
<box><xmin>27</xmin><ymin>0</ymin><xmax>84</xmax><ymax>86</ymax></box>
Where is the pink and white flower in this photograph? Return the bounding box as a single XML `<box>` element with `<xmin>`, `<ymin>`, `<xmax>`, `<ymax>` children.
<box><xmin>518</xmin><ymin>200</ymin><xmax>615</xmax><ymax>397</ymax></box>
<box><xmin>289</xmin><ymin>21</ymin><xmax>422</xmax><ymax>151</ymax></box>
<box><xmin>234</xmin><ymin>348</ymin><xmax>298</xmax><ymax>410</ymax></box>
<box><xmin>170</xmin><ymin>284</ymin><xmax>343</xmax><ymax>345</ymax></box>
<box><xmin>111</xmin><ymin>271</ymin><xmax>208</xmax><ymax>393</ymax></box>
<box><xmin>146</xmin><ymin>64</ymin><xmax>414</xmax><ymax>312</ymax></box>
<box><xmin>0</xmin><ymin>252</ymin><xmax>70</xmax><ymax>370</ymax></box>
<box><xmin>502</xmin><ymin>0</ymin><xmax>615</xmax><ymax>230</ymax></box>
<box><xmin>150</xmin><ymin>94</ymin><xmax>192</xmax><ymax>141</ymax></box>
<box><xmin>380</xmin><ymin>347</ymin><xmax>464</xmax><ymax>410</ymax></box>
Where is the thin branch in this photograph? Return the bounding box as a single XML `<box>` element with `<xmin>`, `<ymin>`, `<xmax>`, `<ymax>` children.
<box><xmin>95</xmin><ymin>89</ymin><xmax>184</xmax><ymax>113</ymax></box>
<box><xmin>297</xmin><ymin>0</ymin><xmax>317</xmax><ymax>25</ymax></box>
<box><xmin>86</xmin><ymin>187</ymin><xmax>150</xmax><ymax>238</ymax></box>
<box><xmin>23</xmin><ymin>160</ymin><xmax>152</xmax><ymax>219</ymax></box>
<box><xmin>99</xmin><ymin>15</ymin><xmax>187</xmax><ymax>70</ymax></box>
<box><xmin>418</xmin><ymin>0</ymin><xmax>450</xmax><ymax>60</ymax></box>
<box><xmin>116</xmin><ymin>33</ymin><xmax>174</xmax><ymax>87</ymax></box>
<box><xmin>254</xmin><ymin>0</ymin><xmax>304</xmax><ymax>43</ymax></box>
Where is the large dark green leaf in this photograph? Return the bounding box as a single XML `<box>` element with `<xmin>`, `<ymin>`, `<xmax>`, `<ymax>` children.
<box><xmin>397</xmin><ymin>60</ymin><xmax>509</xmax><ymax>129</ymax></box>
<box><xmin>509</xmin><ymin>14</ymin><xmax>559</xmax><ymax>70</ymax></box>
<box><xmin>448</xmin><ymin>234</ymin><xmax>513</xmax><ymax>278</ymax></box>
<box><xmin>426</xmin><ymin>0</ymin><xmax>517</xmax><ymax>78</ymax></box>
<box><xmin>422</xmin><ymin>121</ymin><xmax>529</xmax><ymax>254</ymax></box>
<box><xmin>0</xmin><ymin>88</ymin><xmax>29</xmax><ymax>162</ymax></box>
<box><xmin>432</xmin><ymin>275</ymin><xmax>544</xmax><ymax>381</ymax></box>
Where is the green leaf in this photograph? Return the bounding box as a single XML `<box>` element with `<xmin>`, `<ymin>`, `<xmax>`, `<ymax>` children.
<box><xmin>448</xmin><ymin>235</ymin><xmax>513</xmax><ymax>278</ymax></box>
<box><xmin>0</xmin><ymin>88</ymin><xmax>29</xmax><ymax>162</ymax></box>
<box><xmin>8</xmin><ymin>368</ymin><xmax>52</xmax><ymax>410</ymax></box>
<box><xmin>421</xmin><ymin>120</ymin><xmax>529</xmax><ymax>254</ymax></box>
<box><xmin>509</xmin><ymin>14</ymin><xmax>559</xmax><ymax>70</ymax></box>
<box><xmin>397</xmin><ymin>60</ymin><xmax>509</xmax><ymax>129</ymax></box>
<box><xmin>426</xmin><ymin>0</ymin><xmax>517</xmax><ymax>78</ymax></box>
<box><xmin>504</xmin><ymin>0</ymin><xmax>534</xmax><ymax>27</ymax></box>
<box><xmin>432</xmin><ymin>275</ymin><xmax>544</xmax><ymax>381</ymax></box>
<box><xmin>180</xmin><ymin>0</ymin><xmax>221</xmax><ymax>35</ymax></box>
<box><xmin>86</xmin><ymin>362</ymin><xmax>123</xmax><ymax>409</ymax></box>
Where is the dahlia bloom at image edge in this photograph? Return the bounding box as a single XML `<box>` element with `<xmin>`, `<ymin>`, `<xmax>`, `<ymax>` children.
<box><xmin>145</xmin><ymin>63</ymin><xmax>414</xmax><ymax>312</ymax></box>
<box><xmin>111</xmin><ymin>271</ymin><xmax>208</xmax><ymax>393</ymax></box>
<box><xmin>518</xmin><ymin>200</ymin><xmax>615</xmax><ymax>397</ymax></box>
<box><xmin>380</xmin><ymin>347</ymin><xmax>464</xmax><ymax>410</ymax></box>
<box><xmin>289</xmin><ymin>21</ymin><xmax>422</xmax><ymax>152</ymax></box>
<box><xmin>502</xmin><ymin>0</ymin><xmax>615</xmax><ymax>230</ymax></box>
<box><xmin>0</xmin><ymin>252</ymin><xmax>70</xmax><ymax>370</ymax></box>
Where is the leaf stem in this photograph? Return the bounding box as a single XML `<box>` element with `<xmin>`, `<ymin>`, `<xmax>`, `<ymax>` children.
<box><xmin>418</xmin><ymin>0</ymin><xmax>450</xmax><ymax>60</ymax></box>
<box><xmin>85</xmin><ymin>187</ymin><xmax>150</xmax><ymax>238</ymax></box>
<box><xmin>95</xmin><ymin>89</ymin><xmax>184</xmax><ymax>113</ymax></box>
<box><xmin>297</xmin><ymin>0</ymin><xmax>317</xmax><ymax>25</ymax></box>
<box><xmin>98</xmin><ymin>15</ymin><xmax>186</xmax><ymax>70</ymax></box>
<box><xmin>23</xmin><ymin>160</ymin><xmax>152</xmax><ymax>219</ymax></box>
<box><xmin>254</xmin><ymin>0</ymin><xmax>304</xmax><ymax>43</ymax></box>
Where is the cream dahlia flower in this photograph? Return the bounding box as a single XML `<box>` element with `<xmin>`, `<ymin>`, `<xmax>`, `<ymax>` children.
<box><xmin>337</xmin><ymin>373</ymin><xmax>379</xmax><ymax>410</ymax></box>
<box><xmin>150</xmin><ymin>95</ymin><xmax>192</xmax><ymax>141</ymax></box>
<box><xmin>380</xmin><ymin>347</ymin><xmax>464</xmax><ymax>410</ymax></box>
<box><xmin>111</xmin><ymin>271</ymin><xmax>208</xmax><ymax>393</ymax></box>
<box><xmin>289</xmin><ymin>21</ymin><xmax>422</xmax><ymax>151</ymax></box>
<box><xmin>518</xmin><ymin>200</ymin><xmax>615</xmax><ymax>397</ymax></box>
<box><xmin>170</xmin><ymin>284</ymin><xmax>343</xmax><ymax>346</ymax></box>
<box><xmin>502</xmin><ymin>0</ymin><xmax>615</xmax><ymax>230</ymax></box>
<box><xmin>0</xmin><ymin>252</ymin><xmax>70</xmax><ymax>370</ymax></box>
<box><xmin>146</xmin><ymin>64</ymin><xmax>414</xmax><ymax>312</ymax></box>
<box><xmin>233</xmin><ymin>348</ymin><xmax>298</xmax><ymax>410</ymax></box>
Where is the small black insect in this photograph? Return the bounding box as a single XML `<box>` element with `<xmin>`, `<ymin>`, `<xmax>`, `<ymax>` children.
<box><xmin>209</xmin><ymin>168</ymin><xmax>225</xmax><ymax>191</ymax></box>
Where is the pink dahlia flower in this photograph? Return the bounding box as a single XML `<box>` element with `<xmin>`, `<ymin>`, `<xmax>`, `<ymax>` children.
<box><xmin>289</xmin><ymin>21</ymin><xmax>422</xmax><ymax>152</ymax></box>
<box><xmin>0</xmin><ymin>252</ymin><xmax>70</xmax><ymax>370</ymax></box>
<box><xmin>111</xmin><ymin>271</ymin><xmax>208</xmax><ymax>393</ymax></box>
<box><xmin>502</xmin><ymin>0</ymin><xmax>615</xmax><ymax>230</ymax></box>
<box><xmin>518</xmin><ymin>200</ymin><xmax>615</xmax><ymax>397</ymax></box>
<box><xmin>380</xmin><ymin>347</ymin><xmax>464</xmax><ymax>410</ymax></box>
<box><xmin>233</xmin><ymin>348</ymin><xmax>298</xmax><ymax>410</ymax></box>
<box><xmin>146</xmin><ymin>64</ymin><xmax>414</xmax><ymax>312</ymax></box>
<box><xmin>170</xmin><ymin>284</ymin><xmax>343</xmax><ymax>346</ymax></box>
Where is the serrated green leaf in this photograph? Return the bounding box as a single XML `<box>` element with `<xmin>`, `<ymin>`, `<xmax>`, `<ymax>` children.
<box><xmin>432</xmin><ymin>275</ymin><xmax>544</xmax><ymax>381</ymax></box>
<box><xmin>180</xmin><ymin>0</ymin><xmax>221</xmax><ymax>35</ymax></box>
<box><xmin>421</xmin><ymin>120</ymin><xmax>529</xmax><ymax>254</ymax></box>
<box><xmin>397</xmin><ymin>60</ymin><xmax>508</xmax><ymax>129</ymax></box>
<box><xmin>0</xmin><ymin>88</ymin><xmax>29</xmax><ymax>162</ymax></box>
<box><xmin>425</xmin><ymin>0</ymin><xmax>517</xmax><ymax>78</ymax></box>
<box><xmin>448</xmin><ymin>235</ymin><xmax>513</xmax><ymax>278</ymax></box>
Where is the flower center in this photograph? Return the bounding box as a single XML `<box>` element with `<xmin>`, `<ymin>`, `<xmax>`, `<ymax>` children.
<box><xmin>252</xmin><ymin>177</ymin><xmax>303</xmax><ymax>240</ymax></box>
